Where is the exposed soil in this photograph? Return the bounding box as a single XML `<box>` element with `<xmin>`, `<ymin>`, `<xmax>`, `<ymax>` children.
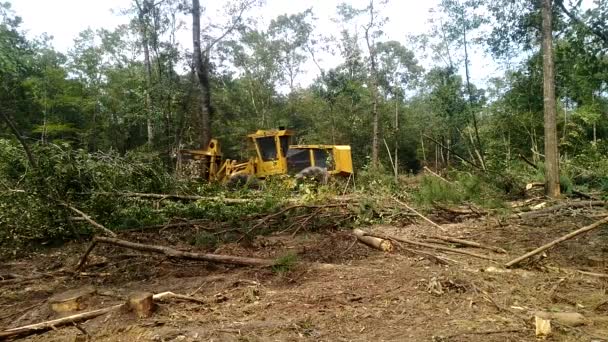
<box><xmin>2</xmin><ymin>206</ymin><xmax>608</xmax><ymax>341</ymax></box>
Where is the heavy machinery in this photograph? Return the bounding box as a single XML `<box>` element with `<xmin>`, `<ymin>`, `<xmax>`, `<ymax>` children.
<box><xmin>178</xmin><ymin>128</ymin><xmax>353</xmax><ymax>183</ymax></box>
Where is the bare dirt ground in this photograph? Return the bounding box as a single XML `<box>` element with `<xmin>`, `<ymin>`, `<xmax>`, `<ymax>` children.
<box><xmin>2</xmin><ymin>207</ymin><xmax>608</xmax><ymax>341</ymax></box>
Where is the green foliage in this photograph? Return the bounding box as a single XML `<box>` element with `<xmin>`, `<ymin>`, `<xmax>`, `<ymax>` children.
<box><xmin>414</xmin><ymin>173</ymin><xmax>505</xmax><ymax>208</ymax></box>
<box><xmin>191</xmin><ymin>231</ymin><xmax>220</xmax><ymax>249</ymax></box>
<box><xmin>272</xmin><ymin>252</ymin><xmax>298</xmax><ymax>274</ymax></box>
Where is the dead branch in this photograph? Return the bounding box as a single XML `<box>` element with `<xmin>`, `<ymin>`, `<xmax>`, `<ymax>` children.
<box><xmin>519</xmin><ymin>153</ymin><xmax>538</xmax><ymax>170</ymax></box>
<box><xmin>352</xmin><ymin>229</ymin><xmax>393</xmax><ymax>252</ymax></box>
<box><xmin>119</xmin><ymin>219</ymin><xmax>215</xmax><ymax>232</ymax></box>
<box><xmin>428</xmin><ymin>235</ymin><xmax>507</xmax><ymax>254</ymax></box>
<box><xmin>423</xmin><ymin>166</ymin><xmax>452</xmax><ymax>184</ymax></box>
<box><xmin>392</xmin><ymin>197</ymin><xmax>447</xmax><ymax>232</ymax></box>
<box><xmin>433</xmin><ymin>204</ymin><xmax>485</xmax><ymax>216</ymax></box>
<box><xmin>364</xmin><ymin>233</ymin><xmax>499</xmax><ymax>261</ymax></box>
<box><xmin>76</xmin><ymin>236</ymin><xmax>274</xmax><ymax>271</ymax></box>
<box><xmin>62</xmin><ymin>203</ymin><xmax>117</xmax><ymax>237</ymax></box>
<box><xmin>0</xmin><ymin>303</ymin><xmax>124</xmax><ymax>339</ymax></box>
<box><xmin>153</xmin><ymin>291</ymin><xmax>205</xmax><ymax>304</ymax></box>
<box><xmin>96</xmin><ymin>191</ymin><xmax>253</xmax><ymax>204</ymax></box>
<box><xmin>505</xmin><ymin>216</ymin><xmax>608</xmax><ymax>268</ymax></box>
<box><xmin>400</xmin><ymin>246</ymin><xmax>451</xmax><ymax>265</ymax></box>
<box><xmin>512</xmin><ymin>200</ymin><xmax>606</xmax><ymax>219</ymax></box>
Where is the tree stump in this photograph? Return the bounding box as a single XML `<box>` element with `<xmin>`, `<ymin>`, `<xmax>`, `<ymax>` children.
<box><xmin>49</xmin><ymin>286</ymin><xmax>96</xmax><ymax>314</ymax></box>
<box><xmin>128</xmin><ymin>292</ymin><xmax>154</xmax><ymax>318</ymax></box>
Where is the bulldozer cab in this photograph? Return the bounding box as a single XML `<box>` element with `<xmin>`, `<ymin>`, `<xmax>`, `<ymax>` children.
<box><xmin>287</xmin><ymin>145</ymin><xmax>353</xmax><ymax>175</ymax></box>
<box><xmin>247</xmin><ymin>129</ymin><xmax>293</xmax><ymax>178</ymax></box>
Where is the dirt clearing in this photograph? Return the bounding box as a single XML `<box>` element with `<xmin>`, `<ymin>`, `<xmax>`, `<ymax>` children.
<box><xmin>2</xmin><ymin>208</ymin><xmax>608</xmax><ymax>341</ymax></box>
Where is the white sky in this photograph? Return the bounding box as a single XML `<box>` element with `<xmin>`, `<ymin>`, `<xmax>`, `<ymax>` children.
<box><xmin>11</xmin><ymin>0</ymin><xmax>501</xmax><ymax>86</ymax></box>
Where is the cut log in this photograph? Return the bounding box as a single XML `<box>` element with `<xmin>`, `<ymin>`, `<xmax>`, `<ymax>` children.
<box><xmin>76</xmin><ymin>236</ymin><xmax>275</xmax><ymax>271</ymax></box>
<box><xmin>49</xmin><ymin>286</ymin><xmax>96</xmax><ymax>314</ymax></box>
<box><xmin>352</xmin><ymin>229</ymin><xmax>393</xmax><ymax>252</ymax></box>
<box><xmin>505</xmin><ymin>216</ymin><xmax>608</xmax><ymax>268</ymax></box>
<box><xmin>535</xmin><ymin>315</ymin><xmax>551</xmax><ymax>337</ymax></box>
<box><xmin>128</xmin><ymin>292</ymin><xmax>154</xmax><ymax>318</ymax></box>
<box><xmin>535</xmin><ymin>311</ymin><xmax>586</xmax><ymax>327</ymax></box>
<box><xmin>364</xmin><ymin>233</ymin><xmax>499</xmax><ymax>261</ymax></box>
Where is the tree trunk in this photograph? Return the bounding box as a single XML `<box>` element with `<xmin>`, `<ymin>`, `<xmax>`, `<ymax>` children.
<box><xmin>364</xmin><ymin>0</ymin><xmax>380</xmax><ymax>169</ymax></box>
<box><xmin>541</xmin><ymin>0</ymin><xmax>561</xmax><ymax>198</ymax></box>
<box><xmin>462</xmin><ymin>9</ymin><xmax>485</xmax><ymax>171</ymax></box>
<box><xmin>192</xmin><ymin>0</ymin><xmax>212</xmax><ymax>148</ymax></box>
<box><xmin>136</xmin><ymin>0</ymin><xmax>155</xmax><ymax>145</ymax></box>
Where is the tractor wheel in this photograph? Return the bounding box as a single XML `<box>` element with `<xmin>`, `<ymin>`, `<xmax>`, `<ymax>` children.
<box><xmin>226</xmin><ymin>174</ymin><xmax>259</xmax><ymax>189</ymax></box>
<box><xmin>295</xmin><ymin>166</ymin><xmax>329</xmax><ymax>184</ymax></box>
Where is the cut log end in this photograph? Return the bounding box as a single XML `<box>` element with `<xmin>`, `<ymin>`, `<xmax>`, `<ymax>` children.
<box><xmin>353</xmin><ymin>229</ymin><xmax>394</xmax><ymax>252</ymax></box>
<box><xmin>128</xmin><ymin>292</ymin><xmax>155</xmax><ymax>318</ymax></box>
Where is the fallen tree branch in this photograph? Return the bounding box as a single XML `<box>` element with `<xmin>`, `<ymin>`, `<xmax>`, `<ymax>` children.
<box><xmin>95</xmin><ymin>192</ymin><xmax>253</xmax><ymax>204</ymax></box>
<box><xmin>423</xmin><ymin>166</ymin><xmax>452</xmax><ymax>184</ymax></box>
<box><xmin>392</xmin><ymin>197</ymin><xmax>447</xmax><ymax>232</ymax></box>
<box><xmin>519</xmin><ymin>153</ymin><xmax>538</xmax><ymax>170</ymax></box>
<box><xmin>364</xmin><ymin>233</ymin><xmax>499</xmax><ymax>261</ymax></box>
<box><xmin>61</xmin><ymin>203</ymin><xmax>117</xmax><ymax>237</ymax></box>
<box><xmin>505</xmin><ymin>216</ymin><xmax>608</xmax><ymax>268</ymax></box>
<box><xmin>153</xmin><ymin>291</ymin><xmax>206</xmax><ymax>304</ymax></box>
<box><xmin>512</xmin><ymin>200</ymin><xmax>606</xmax><ymax>219</ymax></box>
<box><xmin>428</xmin><ymin>235</ymin><xmax>507</xmax><ymax>254</ymax></box>
<box><xmin>0</xmin><ymin>303</ymin><xmax>124</xmax><ymax>339</ymax></box>
<box><xmin>119</xmin><ymin>219</ymin><xmax>214</xmax><ymax>232</ymax></box>
<box><xmin>76</xmin><ymin>236</ymin><xmax>275</xmax><ymax>271</ymax></box>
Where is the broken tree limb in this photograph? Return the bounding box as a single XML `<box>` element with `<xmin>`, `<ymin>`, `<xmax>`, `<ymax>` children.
<box><xmin>512</xmin><ymin>200</ymin><xmax>606</xmax><ymax>219</ymax></box>
<box><xmin>519</xmin><ymin>153</ymin><xmax>538</xmax><ymax>170</ymax></box>
<box><xmin>392</xmin><ymin>197</ymin><xmax>447</xmax><ymax>232</ymax></box>
<box><xmin>61</xmin><ymin>203</ymin><xmax>117</xmax><ymax>237</ymax></box>
<box><xmin>364</xmin><ymin>233</ymin><xmax>499</xmax><ymax>261</ymax></box>
<box><xmin>423</xmin><ymin>166</ymin><xmax>452</xmax><ymax>184</ymax></box>
<box><xmin>97</xmin><ymin>192</ymin><xmax>253</xmax><ymax>204</ymax></box>
<box><xmin>153</xmin><ymin>291</ymin><xmax>205</xmax><ymax>304</ymax></box>
<box><xmin>76</xmin><ymin>236</ymin><xmax>275</xmax><ymax>271</ymax></box>
<box><xmin>0</xmin><ymin>303</ymin><xmax>124</xmax><ymax>339</ymax></box>
<box><xmin>505</xmin><ymin>216</ymin><xmax>608</xmax><ymax>268</ymax></box>
<box><xmin>352</xmin><ymin>229</ymin><xmax>393</xmax><ymax>252</ymax></box>
<box><xmin>429</xmin><ymin>235</ymin><xmax>507</xmax><ymax>254</ymax></box>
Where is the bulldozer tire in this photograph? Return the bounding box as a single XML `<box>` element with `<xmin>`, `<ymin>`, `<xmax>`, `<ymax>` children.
<box><xmin>295</xmin><ymin>166</ymin><xmax>329</xmax><ymax>184</ymax></box>
<box><xmin>227</xmin><ymin>174</ymin><xmax>259</xmax><ymax>189</ymax></box>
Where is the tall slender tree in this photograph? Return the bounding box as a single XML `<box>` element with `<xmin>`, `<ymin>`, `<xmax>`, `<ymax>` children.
<box><xmin>541</xmin><ymin>0</ymin><xmax>560</xmax><ymax>197</ymax></box>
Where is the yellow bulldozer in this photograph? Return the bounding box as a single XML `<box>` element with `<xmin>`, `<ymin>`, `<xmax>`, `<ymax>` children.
<box><xmin>177</xmin><ymin>128</ymin><xmax>353</xmax><ymax>183</ymax></box>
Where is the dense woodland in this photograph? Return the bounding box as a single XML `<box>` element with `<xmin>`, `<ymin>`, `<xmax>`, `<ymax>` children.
<box><xmin>0</xmin><ymin>0</ymin><xmax>607</xmax><ymax>250</ymax></box>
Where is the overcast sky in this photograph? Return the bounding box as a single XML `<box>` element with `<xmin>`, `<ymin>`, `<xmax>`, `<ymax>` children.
<box><xmin>12</xmin><ymin>0</ymin><xmax>502</xmax><ymax>86</ymax></box>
